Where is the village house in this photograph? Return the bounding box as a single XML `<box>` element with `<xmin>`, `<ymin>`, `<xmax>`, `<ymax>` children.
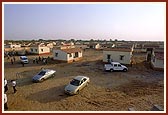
<box><xmin>87</xmin><ymin>43</ymin><xmax>101</xmax><ymax>49</ymax></box>
<box><xmin>30</xmin><ymin>43</ymin><xmax>50</xmax><ymax>55</ymax></box>
<box><xmin>103</xmin><ymin>48</ymin><xmax>133</xmax><ymax>64</ymax></box>
<box><xmin>52</xmin><ymin>47</ymin><xmax>83</xmax><ymax>63</ymax></box>
<box><xmin>101</xmin><ymin>44</ymin><xmax>115</xmax><ymax>49</ymax></box>
<box><xmin>4</xmin><ymin>43</ymin><xmax>21</xmax><ymax>48</ymax></box>
<box><xmin>151</xmin><ymin>48</ymin><xmax>164</xmax><ymax>71</ymax></box>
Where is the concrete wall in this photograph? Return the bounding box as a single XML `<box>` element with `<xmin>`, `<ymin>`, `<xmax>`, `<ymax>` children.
<box><xmin>95</xmin><ymin>44</ymin><xmax>101</xmax><ymax>49</ymax></box>
<box><xmin>67</xmin><ymin>51</ymin><xmax>83</xmax><ymax>61</ymax></box>
<box><xmin>30</xmin><ymin>46</ymin><xmax>50</xmax><ymax>54</ymax></box>
<box><xmin>103</xmin><ymin>50</ymin><xmax>132</xmax><ymax>64</ymax></box>
<box><xmin>53</xmin><ymin>49</ymin><xmax>83</xmax><ymax>62</ymax></box>
<box><xmin>38</xmin><ymin>46</ymin><xmax>50</xmax><ymax>54</ymax></box>
<box><xmin>151</xmin><ymin>58</ymin><xmax>164</xmax><ymax>70</ymax></box>
<box><xmin>53</xmin><ymin>50</ymin><xmax>67</xmax><ymax>61</ymax></box>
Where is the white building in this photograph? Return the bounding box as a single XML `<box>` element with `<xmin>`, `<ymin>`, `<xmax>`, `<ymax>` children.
<box><xmin>5</xmin><ymin>44</ymin><xmax>21</xmax><ymax>48</ymax></box>
<box><xmin>151</xmin><ymin>49</ymin><xmax>164</xmax><ymax>70</ymax></box>
<box><xmin>88</xmin><ymin>43</ymin><xmax>101</xmax><ymax>49</ymax></box>
<box><xmin>103</xmin><ymin>48</ymin><xmax>133</xmax><ymax>64</ymax></box>
<box><xmin>53</xmin><ymin>48</ymin><xmax>83</xmax><ymax>63</ymax></box>
<box><xmin>30</xmin><ymin>44</ymin><xmax>50</xmax><ymax>55</ymax></box>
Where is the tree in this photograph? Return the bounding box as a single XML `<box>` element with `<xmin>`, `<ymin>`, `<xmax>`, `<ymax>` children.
<box><xmin>114</xmin><ymin>39</ymin><xmax>118</xmax><ymax>42</ymax></box>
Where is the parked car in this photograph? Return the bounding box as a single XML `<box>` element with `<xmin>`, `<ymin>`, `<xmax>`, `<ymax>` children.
<box><xmin>104</xmin><ymin>62</ymin><xmax>128</xmax><ymax>72</ymax></box>
<box><xmin>20</xmin><ymin>56</ymin><xmax>29</xmax><ymax>64</ymax></box>
<box><xmin>32</xmin><ymin>69</ymin><xmax>56</xmax><ymax>82</ymax></box>
<box><xmin>64</xmin><ymin>76</ymin><xmax>90</xmax><ymax>95</ymax></box>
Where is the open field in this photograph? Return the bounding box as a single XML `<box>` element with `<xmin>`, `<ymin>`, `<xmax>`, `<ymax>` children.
<box><xmin>4</xmin><ymin>49</ymin><xmax>164</xmax><ymax>111</ymax></box>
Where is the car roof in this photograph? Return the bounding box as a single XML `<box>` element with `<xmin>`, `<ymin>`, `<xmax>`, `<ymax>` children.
<box><xmin>74</xmin><ymin>76</ymin><xmax>88</xmax><ymax>81</ymax></box>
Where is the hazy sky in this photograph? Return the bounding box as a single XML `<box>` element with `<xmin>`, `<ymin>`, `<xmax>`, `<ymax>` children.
<box><xmin>4</xmin><ymin>3</ymin><xmax>165</xmax><ymax>41</ymax></box>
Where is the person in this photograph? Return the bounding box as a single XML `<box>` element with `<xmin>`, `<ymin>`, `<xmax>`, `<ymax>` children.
<box><xmin>39</xmin><ymin>56</ymin><xmax>41</xmax><ymax>61</ymax></box>
<box><xmin>13</xmin><ymin>56</ymin><xmax>16</xmax><ymax>62</ymax></box>
<box><xmin>4</xmin><ymin>93</ymin><xmax>8</xmax><ymax>110</ymax></box>
<box><xmin>35</xmin><ymin>57</ymin><xmax>38</xmax><ymax>64</ymax></box>
<box><xmin>4</xmin><ymin>79</ymin><xmax>8</xmax><ymax>92</ymax></box>
<box><xmin>11</xmin><ymin>58</ymin><xmax>14</xmax><ymax>64</ymax></box>
<box><xmin>33</xmin><ymin>59</ymin><xmax>35</xmax><ymax>64</ymax></box>
<box><xmin>21</xmin><ymin>62</ymin><xmax>24</xmax><ymax>67</ymax></box>
<box><xmin>11</xmin><ymin>80</ymin><xmax>17</xmax><ymax>93</ymax></box>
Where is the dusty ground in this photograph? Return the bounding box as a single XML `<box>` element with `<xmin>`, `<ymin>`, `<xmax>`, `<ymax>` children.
<box><xmin>4</xmin><ymin>49</ymin><xmax>164</xmax><ymax>111</ymax></box>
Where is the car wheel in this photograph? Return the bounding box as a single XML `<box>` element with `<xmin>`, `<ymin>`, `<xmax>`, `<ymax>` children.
<box><xmin>110</xmin><ymin>69</ymin><xmax>114</xmax><ymax>72</ymax></box>
<box><xmin>123</xmin><ymin>69</ymin><xmax>127</xmax><ymax>72</ymax></box>
<box><xmin>76</xmin><ymin>90</ymin><xmax>79</xmax><ymax>94</ymax></box>
<box><xmin>52</xmin><ymin>73</ymin><xmax>55</xmax><ymax>77</ymax></box>
<box><xmin>41</xmin><ymin>78</ymin><xmax>45</xmax><ymax>82</ymax></box>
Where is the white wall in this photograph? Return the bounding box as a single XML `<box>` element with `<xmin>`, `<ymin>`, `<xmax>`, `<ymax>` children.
<box><xmin>30</xmin><ymin>46</ymin><xmax>50</xmax><ymax>54</ymax></box>
<box><xmin>103</xmin><ymin>50</ymin><xmax>132</xmax><ymax>64</ymax></box>
<box><xmin>67</xmin><ymin>51</ymin><xmax>82</xmax><ymax>60</ymax></box>
<box><xmin>151</xmin><ymin>51</ymin><xmax>164</xmax><ymax>69</ymax></box>
<box><xmin>53</xmin><ymin>49</ymin><xmax>83</xmax><ymax>61</ymax></box>
<box><xmin>5</xmin><ymin>44</ymin><xmax>21</xmax><ymax>48</ymax></box>
<box><xmin>30</xmin><ymin>47</ymin><xmax>38</xmax><ymax>54</ymax></box>
<box><xmin>95</xmin><ymin>44</ymin><xmax>100</xmax><ymax>49</ymax></box>
<box><xmin>151</xmin><ymin>59</ymin><xmax>164</xmax><ymax>69</ymax></box>
<box><xmin>38</xmin><ymin>46</ymin><xmax>50</xmax><ymax>54</ymax></box>
<box><xmin>53</xmin><ymin>50</ymin><xmax>67</xmax><ymax>61</ymax></box>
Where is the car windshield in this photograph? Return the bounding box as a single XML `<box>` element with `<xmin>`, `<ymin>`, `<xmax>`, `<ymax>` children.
<box><xmin>70</xmin><ymin>79</ymin><xmax>80</xmax><ymax>86</ymax></box>
<box><xmin>38</xmin><ymin>71</ymin><xmax>46</xmax><ymax>76</ymax></box>
<box><xmin>21</xmin><ymin>57</ymin><xmax>27</xmax><ymax>60</ymax></box>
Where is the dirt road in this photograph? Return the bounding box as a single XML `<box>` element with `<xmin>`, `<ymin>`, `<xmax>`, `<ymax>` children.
<box><xmin>4</xmin><ymin>49</ymin><xmax>164</xmax><ymax>111</ymax></box>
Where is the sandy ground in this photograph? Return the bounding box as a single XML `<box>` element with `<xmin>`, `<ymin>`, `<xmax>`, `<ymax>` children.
<box><xmin>4</xmin><ymin>49</ymin><xmax>164</xmax><ymax>111</ymax></box>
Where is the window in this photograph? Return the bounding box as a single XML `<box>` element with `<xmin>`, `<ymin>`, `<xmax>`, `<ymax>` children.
<box><xmin>41</xmin><ymin>49</ymin><xmax>43</xmax><ymax>52</ymax></box>
<box><xmin>55</xmin><ymin>53</ymin><xmax>58</xmax><ymax>57</ymax></box>
<box><xmin>120</xmin><ymin>55</ymin><xmax>124</xmax><ymax>60</ymax></box>
<box><xmin>31</xmin><ymin>48</ymin><xmax>33</xmax><ymax>52</ymax></box>
<box><xmin>69</xmin><ymin>53</ymin><xmax>72</xmax><ymax>57</ymax></box>
<box><xmin>35</xmin><ymin>49</ymin><xmax>37</xmax><ymax>52</ymax></box>
<box><xmin>114</xmin><ymin>64</ymin><xmax>117</xmax><ymax>67</ymax></box>
<box><xmin>107</xmin><ymin>54</ymin><xmax>111</xmax><ymax>59</ymax></box>
<box><xmin>83</xmin><ymin>78</ymin><xmax>87</xmax><ymax>81</ymax></box>
<box><xmin>107</xmin><ymin>54</ymin><xmax>111</xmax><ymax>63</ymax></box>
<box><xmin>70</xmin><ymin>79</ymin><xmax>80</xmax><ymax>86</ymax></box>
<box><xmin>118</xmin><ymin>64</ymin><xmax>121</xmax><ymax>67</ymax></box>
<box><xmin>74</xmin><ymin>52</ymin><xmax>78</xmax><ymax>58</ymax></box>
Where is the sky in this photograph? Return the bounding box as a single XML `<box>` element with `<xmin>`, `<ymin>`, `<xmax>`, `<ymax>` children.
<box><xmin>4</xmin><ymin>3</ymin><xmax>166</xmax><ymax>41</ymax></box>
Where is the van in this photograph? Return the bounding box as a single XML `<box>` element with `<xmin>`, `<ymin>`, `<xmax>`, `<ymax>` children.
<box><xmin>20</xmin><ymin>56</ymin><xmax>29</xmax><ymax>64</ymax></box>
<box><xmin>104</xmin><ymin>62</ymin><xmax>128</xmax><ymax>72</ymax></box>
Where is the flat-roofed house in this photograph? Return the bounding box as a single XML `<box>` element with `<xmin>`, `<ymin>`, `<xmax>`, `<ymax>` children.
<box><xmin>4</xmin><ymin>43</ymin><xmax>21</xmax><ymax>48</ymax></box>
<box><xmin>88</xmin><ymin>43</ymin><xmax>101</xmax><ymax>49</ymax></box>
<box><xmin>151</xmin><ymin>48</ymin><xmax>164</xmax><ymax>70</ymax></box>
<box><xmin>103</xmin><ymin>48</ymin><xmax>133</xmax><ymax>64</ymax></box>
<box><xmin>30</xmin><ymin>44</ymin><xmax>50</xmax><ymax>55</ymax></box>
<box><xmin>53</xmin><ymin>48</ymin><xmax>83</xmax><ymax>63</ymax></box>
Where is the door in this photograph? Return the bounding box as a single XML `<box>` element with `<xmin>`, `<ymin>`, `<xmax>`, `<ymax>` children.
<box><xmin>117</xmin><ymin>64</ymin><xmax>123</xmax><ymax>70</ymax></box>
<box><xmin>107</xmin><ymin>54</ymin><xmax>111</xmax><ymax>63</ymax></box>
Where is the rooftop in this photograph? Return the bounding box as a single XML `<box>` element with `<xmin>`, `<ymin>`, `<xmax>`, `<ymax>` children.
<box><xmin>58</xmin><ymin>48</ymin><xmax>82</xmax><ymax>53</ymax></box>
<box><xmin>103</xmin><ymin>48</ymin><xmax>132</xmax><ymax>52</ymax></box>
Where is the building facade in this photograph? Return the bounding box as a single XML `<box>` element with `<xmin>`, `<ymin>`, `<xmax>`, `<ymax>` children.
<box><xmin>103</xmin><ymin>48</ymin><xmax>133</xmax><ymax>64</ymax></box>
<box><xmin>53</xmin><ymin>48</ymin><xmax>83</xmax><ymax>63</ymax></box>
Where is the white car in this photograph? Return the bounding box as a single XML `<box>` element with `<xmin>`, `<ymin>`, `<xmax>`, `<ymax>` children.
<box><xmin>32</xmin><ymin>69</ymin><xmax>56</xmax><ymax>82</ymax></box>
<box><xmin>64</xmin><ymin>76</ymin><xmax>90</xmax><ymax>95</ymax></box>
<box><xmin>20</xmin><ymin>56</ymin><xmax>29</xmax><ymax>64</ymax></box>
<box><xmin>104</xmin><ymin>62</ymin><xmax>128</xmax><ymax>72</ymax></box>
